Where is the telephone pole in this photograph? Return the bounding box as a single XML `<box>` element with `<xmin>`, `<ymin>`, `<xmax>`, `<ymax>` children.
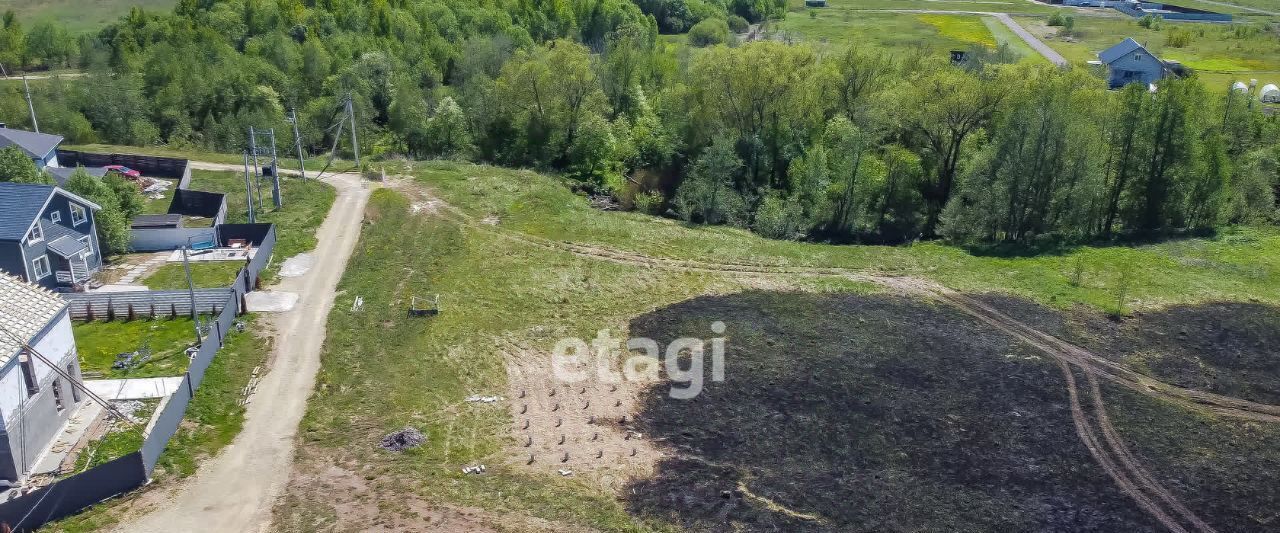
<box><xmin>346</xmin><ymin>96</ymin><xmax>360</xmax><ymax>169</ymax></box>
<box><xmin>243</xmin><ymin>151</ymin><xmax>256</xmax><ymax>223</ymax></box>
<box><xmin>21</xmin><ymin>74</ymin><xmax>38</xmax><ymax>133</ymax></box>
<box><xmin>289</xmin><ymin>107</ymin><xmax>306</xmax><ymax>182</ymax></box>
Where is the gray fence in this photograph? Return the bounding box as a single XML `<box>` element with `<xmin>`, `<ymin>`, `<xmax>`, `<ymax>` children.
<box><xmin>129</xmin><ymin>227</ymin><xmax>219</xmax><ymax>253</ymax></box>
<box><xmin>0</xmin><ymin>224</ymin><xmax>277</xmax><ymax>531</ymax></box>
<box><xmin>62</xmin><ymin>288</ymin><xmax>235</xmax><ymax>320</ymax></box>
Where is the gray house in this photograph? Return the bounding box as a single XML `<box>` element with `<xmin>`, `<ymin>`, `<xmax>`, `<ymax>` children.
<box><xmin>0</xmin><ymin>183</ymin><xmax>103</xmax><ymax>291</ymax></box>
<box><xmin>0</xmin><ymin>126</ymin><xmax>63</xmax><ymax>170</ymax></box>
<box><xmin>0</xmin><ymin>274</ymin><xmax>85</xmax><ymax>481</ymax></box>
<box><xmin>1099</xmin><ymin>38</ymin><xmax>1168</xmax><ymax>89</ymax></box>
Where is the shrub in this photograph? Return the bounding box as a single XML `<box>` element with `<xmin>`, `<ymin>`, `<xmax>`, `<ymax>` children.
<box><xmin>688</xmin><ymin>18</ymin><xmax>731</xmax><ymax>47</ymax></box>
<box><xmin>1047</xmin><ymin>12</ymin><xmax>1065</xmax><ymax>26</ymax></box>
<box><xmin>633</xmin><ymin>190</ymin><xmax>664</xmax><ymax>214</ymax></box>
<box><xmin>1166</xmin><ymin>28</ymin><xmax>1193</xmax><ymax>48</ymax></box>
<box><xmin>727</xmin><ymin>14</ymin><xmax>749</xmax><ymax>33</ymax></box>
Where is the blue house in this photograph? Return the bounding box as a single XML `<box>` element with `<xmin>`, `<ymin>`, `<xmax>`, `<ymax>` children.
<box><xmin>0</xmin><ymin>183</ymin><xmax>103</xmax><ymax>291</ymax></box>
<box><xmin>0</xmin><ymin>126</ymin><xmax>63</xmax><ymax>170</ymax></box>
<box><xmin>1099</xmin><ymin>38</ymin><xmax>1169</xmax><ymax>89</ymax></box>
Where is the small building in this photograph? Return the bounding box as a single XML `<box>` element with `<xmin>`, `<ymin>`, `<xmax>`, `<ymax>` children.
<box><xmin>805</xmin><ymin>0</ymin><xmax>827</xmax><ymax>6</ymax></box>
<box><xmin>1262</xmin><ymin>84</ymin><xmax>1280</xmax><ymax>104</ymax></box>
<box><xmin>0</xmin><ymin>125</ymin><xmax>63</xmax><ymax>170</ymax></box>
<box><xmin>1098</xmin><ymin>38</ymin><xmax>1169</xmax><ymax>89</ymax></box>
<box><xmin>0</xmin><ymin>183</ymin><xmax>103</xmax><ymax>291</ymax></box>
<box><xmin>0</xmin><ymin>274</ymin><xmax>85</xmax><ymax>481</ymax></box>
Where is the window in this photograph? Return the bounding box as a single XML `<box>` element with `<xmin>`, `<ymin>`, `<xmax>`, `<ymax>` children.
<box><xmin>49</xmin><ymin>210</ymin><xmax>61</xmax><ymax>223</ymax></box>
<box><xmin>1134</xmin><ymin>53</ymin><xmax>1143</xmax><ymax>61</ymax></box>
<box><xmin>19</xmin><ymin>352</ymin><xmax>38</xmax><ymax>396</ymax></box>
<box><xmin>52</xmin><ymin>378</ymin><xmax>64</xmax><ymax>412</ymax></box>
<box><xmin>79</xmin><ymin>235</ymin><xmax>93</xmax><ymax>258</ymax></box>
<box><xmin>26</xmin><ymin>222</ymin><xmax>43</xmax><ymax>244</ymax></box>
<box><xmin>31</xmin><ymin>256</ymin><xmax>50</xmax><ymax>280</ymax></box>
<box><xmin>70</xmin><ymin>203</ymin><xmax>87</xmax><ymax>226</ymax></box>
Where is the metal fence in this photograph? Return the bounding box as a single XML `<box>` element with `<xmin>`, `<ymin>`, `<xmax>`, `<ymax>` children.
<box><xmin>62</xmin><ymin>288</ymin><xmax>235</xmax><ymax>320</ymax></box>
<box><xmin>0</xmin><ymin>224</ymin><xmax>277</xmax><ymax>531</ymax></box>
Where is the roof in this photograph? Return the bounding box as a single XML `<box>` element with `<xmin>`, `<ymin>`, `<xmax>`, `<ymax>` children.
<box><xmin>0</xmin><ymin>127</ymin><xmax>63</xmax><ymax>160</ymax></box>
<box><xmin>47</xmin><ymin>166</ymin><xmax>108</xmax><ymax>187</ymax></box>
<box><xmin>0</xmin><ymin>183</ymin><xmax>102</xmax><ymax>241</ymax></box>
<box><xmin>1098</xmin><ymin>38</ymin><xmax>1149</xmax><ymax>65</ymax></box>
<box><xmin>0</xmin><ymin>274</ymin><xmax>68</xmax><ymax>364</ymax></box>
<box><xmin>46</xmin><ymin>235</ymin><xmax>88</xmax><ymax>258</ymax></box>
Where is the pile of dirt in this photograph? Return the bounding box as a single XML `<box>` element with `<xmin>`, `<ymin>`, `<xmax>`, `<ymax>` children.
<box><xmin>379</xmin><ymin>427</ymin><xmax>426</xmax><ymax>452</ymax></box>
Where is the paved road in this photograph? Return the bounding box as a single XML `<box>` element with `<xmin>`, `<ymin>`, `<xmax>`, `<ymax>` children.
<box><xmin>993</xmin><ymin>13</ymin><xmax>1068</xmax><ymax>66</ymax></box>
<box><xmin>116</xmin><ymin>164</ymin><xmax>372</xmax><ymax>533</ymax></box>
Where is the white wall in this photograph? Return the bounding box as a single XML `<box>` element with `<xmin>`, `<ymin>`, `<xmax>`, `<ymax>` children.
<box><xmin>0</xmin><ymin>310</ymin><xmax>75</xmax><ymax>424</ymax></box>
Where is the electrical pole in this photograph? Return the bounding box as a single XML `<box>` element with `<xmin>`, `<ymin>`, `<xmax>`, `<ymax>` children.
<box><xmin>248</xmin><ymin>126</ymin><xmax>263</xmax><ymax>213</ymax></box>
<box><xmin>182</xmin><ymin>236</ymin><xmax>202</xmax><ymax>346</ymax></box>
<box><xmin>243</xmin><ymin>151</ymin><xmax>256</xmax><ymax>223</ymax></box>
<box><xmin>346</xmin><ymin>96</ymin><xmax>360</xmax><ymax>169</ymax></box>
<box><xmin>290</xmin><ymin>107</ymin><xmax>306</xmax><ymax>182</ymax></box>
<box><xmin>269</xmin><ymin>128</ymin><xmax>282</xmax><ymax>208</ymax></box>
<box><xmin>21</xmin><ymin>74</ymin><xmax>38</xmax><ymax>133</ymax></box>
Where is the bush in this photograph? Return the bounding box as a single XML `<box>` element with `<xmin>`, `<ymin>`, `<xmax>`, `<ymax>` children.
<box><xmin>1166</xmin><ymin>28</ymin><xmax>1193</xmax><ymax>48</ymax></box>
<box><xmin>1047</xmin><ymin>12</ymin><xmax>1065</xmax><ymax>26</ymax></box>
<box><xmin>727</xmin><ymin>14</ymin><xmax>749</xmax><ymax>33</ymax></box>
<box><xmin>753</xmin><ymin>192</ymin><xmax>805</xmax><ymax>239</ymax></box>
<box><xmin>688</xmin><ymin>18</ymin><xmax>731</xmax><ymax>47</ymax></box>
<box><xmin>633</xmin><ymin>190</ymin><xmax>665</xmax><ymax>214</ymax></box>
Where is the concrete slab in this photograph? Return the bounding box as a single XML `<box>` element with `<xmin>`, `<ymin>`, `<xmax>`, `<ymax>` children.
<box><xmin>167</xmin><ymin>248</ymin><xmax>257</xmax><ymax>263</ymax></box>
<box><xmin>244</xmin><ymin>291</ymin><xmax>299</xmax><ymax>313</ymax></box>
<box><xmin>278</xmin><ymin>253</ymin><xmax>314</xmax><ymax>277</ymax></box>
<box><xmin>86</xmin><ymin>377</ymin><xmax>185</xmax><ymax>400</ymax></box>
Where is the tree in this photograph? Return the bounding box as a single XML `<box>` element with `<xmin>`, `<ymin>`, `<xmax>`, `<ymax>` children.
<box><xmin>495</xmin><ymin>39</ymin><xmax>610</xmax><ymax>168</ymax></box>
<box><xmin>902</xmin><ymin>65</ymin><xmax>1005</xmax><ymax>236</ymax></box>
<box><xmin>426</xmin><ymin>97</ymin><xmax>473</xmax><ymax>159</ymax></box>
<box><xmin>674</xmin><ymin>137</ymin><xmax>747</xmax><ymax>225</ymax></box>
<box><xmin>688</xmin><ymin>18</ymin><xmax>730</xmax><ymax>47</ymax></box>
<box><xmin>0</xmin><ymin>147</ymin><xmax>51</xmax><ymax>184</ymax></box>
<box><xmin>63</xmin><ymin>168</ymin><xmax>133</xmax><ymax>253</ymax></box>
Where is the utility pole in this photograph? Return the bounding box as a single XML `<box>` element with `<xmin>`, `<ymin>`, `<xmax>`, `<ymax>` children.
<box><xmin>289</xmin><ymin>107</ymin><xmax>306</xmax><ymax>182</ymax></box>
<box><xmin>21</xmin><ymin>74</ymin><xmax>38</xmax><ymax>133</ymax></box>
<box><xmin>248</xmin><ymin>126</ymin><xmax>263</xmax><ymax>213</ymax></box>
<box><xmin>182</xmin><ymin>236</ymin><xmax>202</xmax><ymax>346</ymax></box>
<box><xmin>346</xmin><ymin>96</ymin><xmax>360</xmax><ymax>169</ymax></box>
<box><xmin>243</xmin><ymin>151</ymin><xmax>256</xmax><ymax>223</ymax></box>
<box><xmin>269</xmin><ymin>128</ymin><xmax>282</xmax><ymax>208</ymax></box>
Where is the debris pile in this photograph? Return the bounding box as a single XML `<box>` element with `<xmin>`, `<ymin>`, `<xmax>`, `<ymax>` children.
<box><xmin>462</xmin><ymin>464</ymin><xmax>486</xmax><ymax>475</ymax></box>
<box><xmin>379</xmin><ymin>427</ymin><xmax>426</xmax><ymax>452</ymax></box>
<box><xmin>465</xmin><ymin>395</ymin><xmax>504</xmax><ymax>403</ymax></box>
<box><xmin>588</xmin><ymin>194</ymin><xmax>620</xmax><ymax>211</ymax></box>
<box><xmin>113</xmin><ymin>400</ymin><xmax>148</xmax><ymax>423</ymax></box>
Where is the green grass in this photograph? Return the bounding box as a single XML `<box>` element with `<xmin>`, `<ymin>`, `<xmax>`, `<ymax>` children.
<box><xmin>774</xmin><ymin>10</ymin><xmax>1000</xmax><ymax>50</ymax></box>
<box><xmin>187</xmin><ymin>169</ymin><xmax>337</xmax><ymax>280</ymax></box>
<box><xmin>0</xmin><ymin>0</ymin><xmax>176</xmax><ymax>34</ymax></box>
<box><xmin>414</xmin><ymin>161</ymin><xmax>1280</xmax><ymax>314</ymax></box>
<box><xmin>982</xmin><ymin>15</ymin><xmax>1042</xmax><ymax>61</ymax></box>
<box><xmin>786</xmin><ymin>0</ymin><xmax>1058</xmax><ymax>15</ymax></box>
<box><xmin>75</xmin><ymin>318</ymin><xmax>201</xmax><ymax>379</ymax></box>
<box><xmin>140</xmin><ymin>261</ymin><xmax>244</xmax><ymax>290</ymax></box>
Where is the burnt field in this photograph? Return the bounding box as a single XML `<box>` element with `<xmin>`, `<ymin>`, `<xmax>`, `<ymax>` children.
<box><xmin>623</xmin><ymin>291</ymin><xmax>1280</xmax><ymax>532</ymax></box>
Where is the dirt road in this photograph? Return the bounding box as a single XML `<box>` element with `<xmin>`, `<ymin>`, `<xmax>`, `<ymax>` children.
<box><xmin>115</xmin><ymin>167</ymin><xmax>371</xmax><ymax>533</ymax></box>
<box><xmin>993</xmin><ymin>13</ymin><xmax>1068</xmax><ymax>66</ymax></box>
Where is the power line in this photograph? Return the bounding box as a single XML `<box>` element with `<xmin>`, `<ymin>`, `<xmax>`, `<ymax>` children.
<box><xmin>0</xmin><ymin>326</ymin><xmax>130</xmax><ymax>423</ymax></box>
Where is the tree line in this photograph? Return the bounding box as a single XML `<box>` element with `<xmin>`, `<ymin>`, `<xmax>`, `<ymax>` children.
<box><xmin>0</xmin><ymin>0</ymin><xmax>1275</xmax><ymax>246</ymax></box>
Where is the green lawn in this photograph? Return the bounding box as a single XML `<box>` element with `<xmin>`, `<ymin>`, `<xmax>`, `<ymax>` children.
<box><xmin>775</xmin><ymin>10</ymin><xmax>1001</xmax><ymax>50</ymax></box>
<box><xmin>786</xmin><ymin>0</ymin><xmax>1058</xmax><ymax>15</ymax></box>
<box><xmin>0</xmin><ymin>0</ymin><xmax>176</xmax><ymax>33</ymax></box>
<box><xmin>75</xmin><ymin>318</ymin><xmax>201</xmax><ymax>379</ymax></box>
<box><xmin>141</xmin><ymin>261</ymin><xmax>244</xmax><ymax>290</ymax></box>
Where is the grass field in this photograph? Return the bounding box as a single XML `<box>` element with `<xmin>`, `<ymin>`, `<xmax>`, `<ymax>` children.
<box><xmin>75</xmin><ymin>318</ymin><xmax>200</xmax><ymax>379</ymax></box>
<box><xmin>0</xmin><ymin>0</ymin><xmax>175</xmax><ymax>33</ymax></box>
<box><xmin>272</xmin><ymin>160</ymin><xmax>1280</xmax><ymax>531</ymax></box>
<box><xmin>141</xmin><ymin>261</ymin><xmax>244</xmax><ymax>290</ymax></box>
<box><xmin>786</xmin><ymin>0</ymin><xmax>1058</xmax><ymax>15</ymax></box>
<box><xmin>775</xmin><ymin>10</ymin><xmax>1004</xmax><ymax>51</ymax></box>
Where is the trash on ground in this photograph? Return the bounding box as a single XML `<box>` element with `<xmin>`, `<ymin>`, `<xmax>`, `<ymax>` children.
<box><xmin>379</xmin><ymin>427</ymin><xmax>426</xmax><ymax>452</ymax></box>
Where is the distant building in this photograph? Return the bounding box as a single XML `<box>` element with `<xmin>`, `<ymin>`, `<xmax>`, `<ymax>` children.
<box><xmin>1262</xmin><ymin>84</ymin><xmax>1280</xmax><ymax>104</ymax></box>
<box><xmin>0</xmin><ymin>274</ymin><xmax>85</xmax><ymax>481</ymax></box>
<box><xmin>0</xmin><ymin>183</ymin><xmax>103</xmax><ymax>291</ymax></box>
<box><xmin>0</xmin><ymin>125</ymin><xmax>63</xmax><ymax>170</ymax></box>
<box><xmin>805</xmin><ymin>0</ymin><xmax>827</xmax><ymax>6</ymax></box>
<box><xmin>1098</xmin><ymin>38</ymin><xmax>1169</xmax><ymax>89</ymax></box>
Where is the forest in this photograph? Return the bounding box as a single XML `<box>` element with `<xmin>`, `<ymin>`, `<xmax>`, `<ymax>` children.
<box><xmin>0</xmin><ymin>0</ymin><xmax>1276</xmax><ymax>246</ymax></box>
